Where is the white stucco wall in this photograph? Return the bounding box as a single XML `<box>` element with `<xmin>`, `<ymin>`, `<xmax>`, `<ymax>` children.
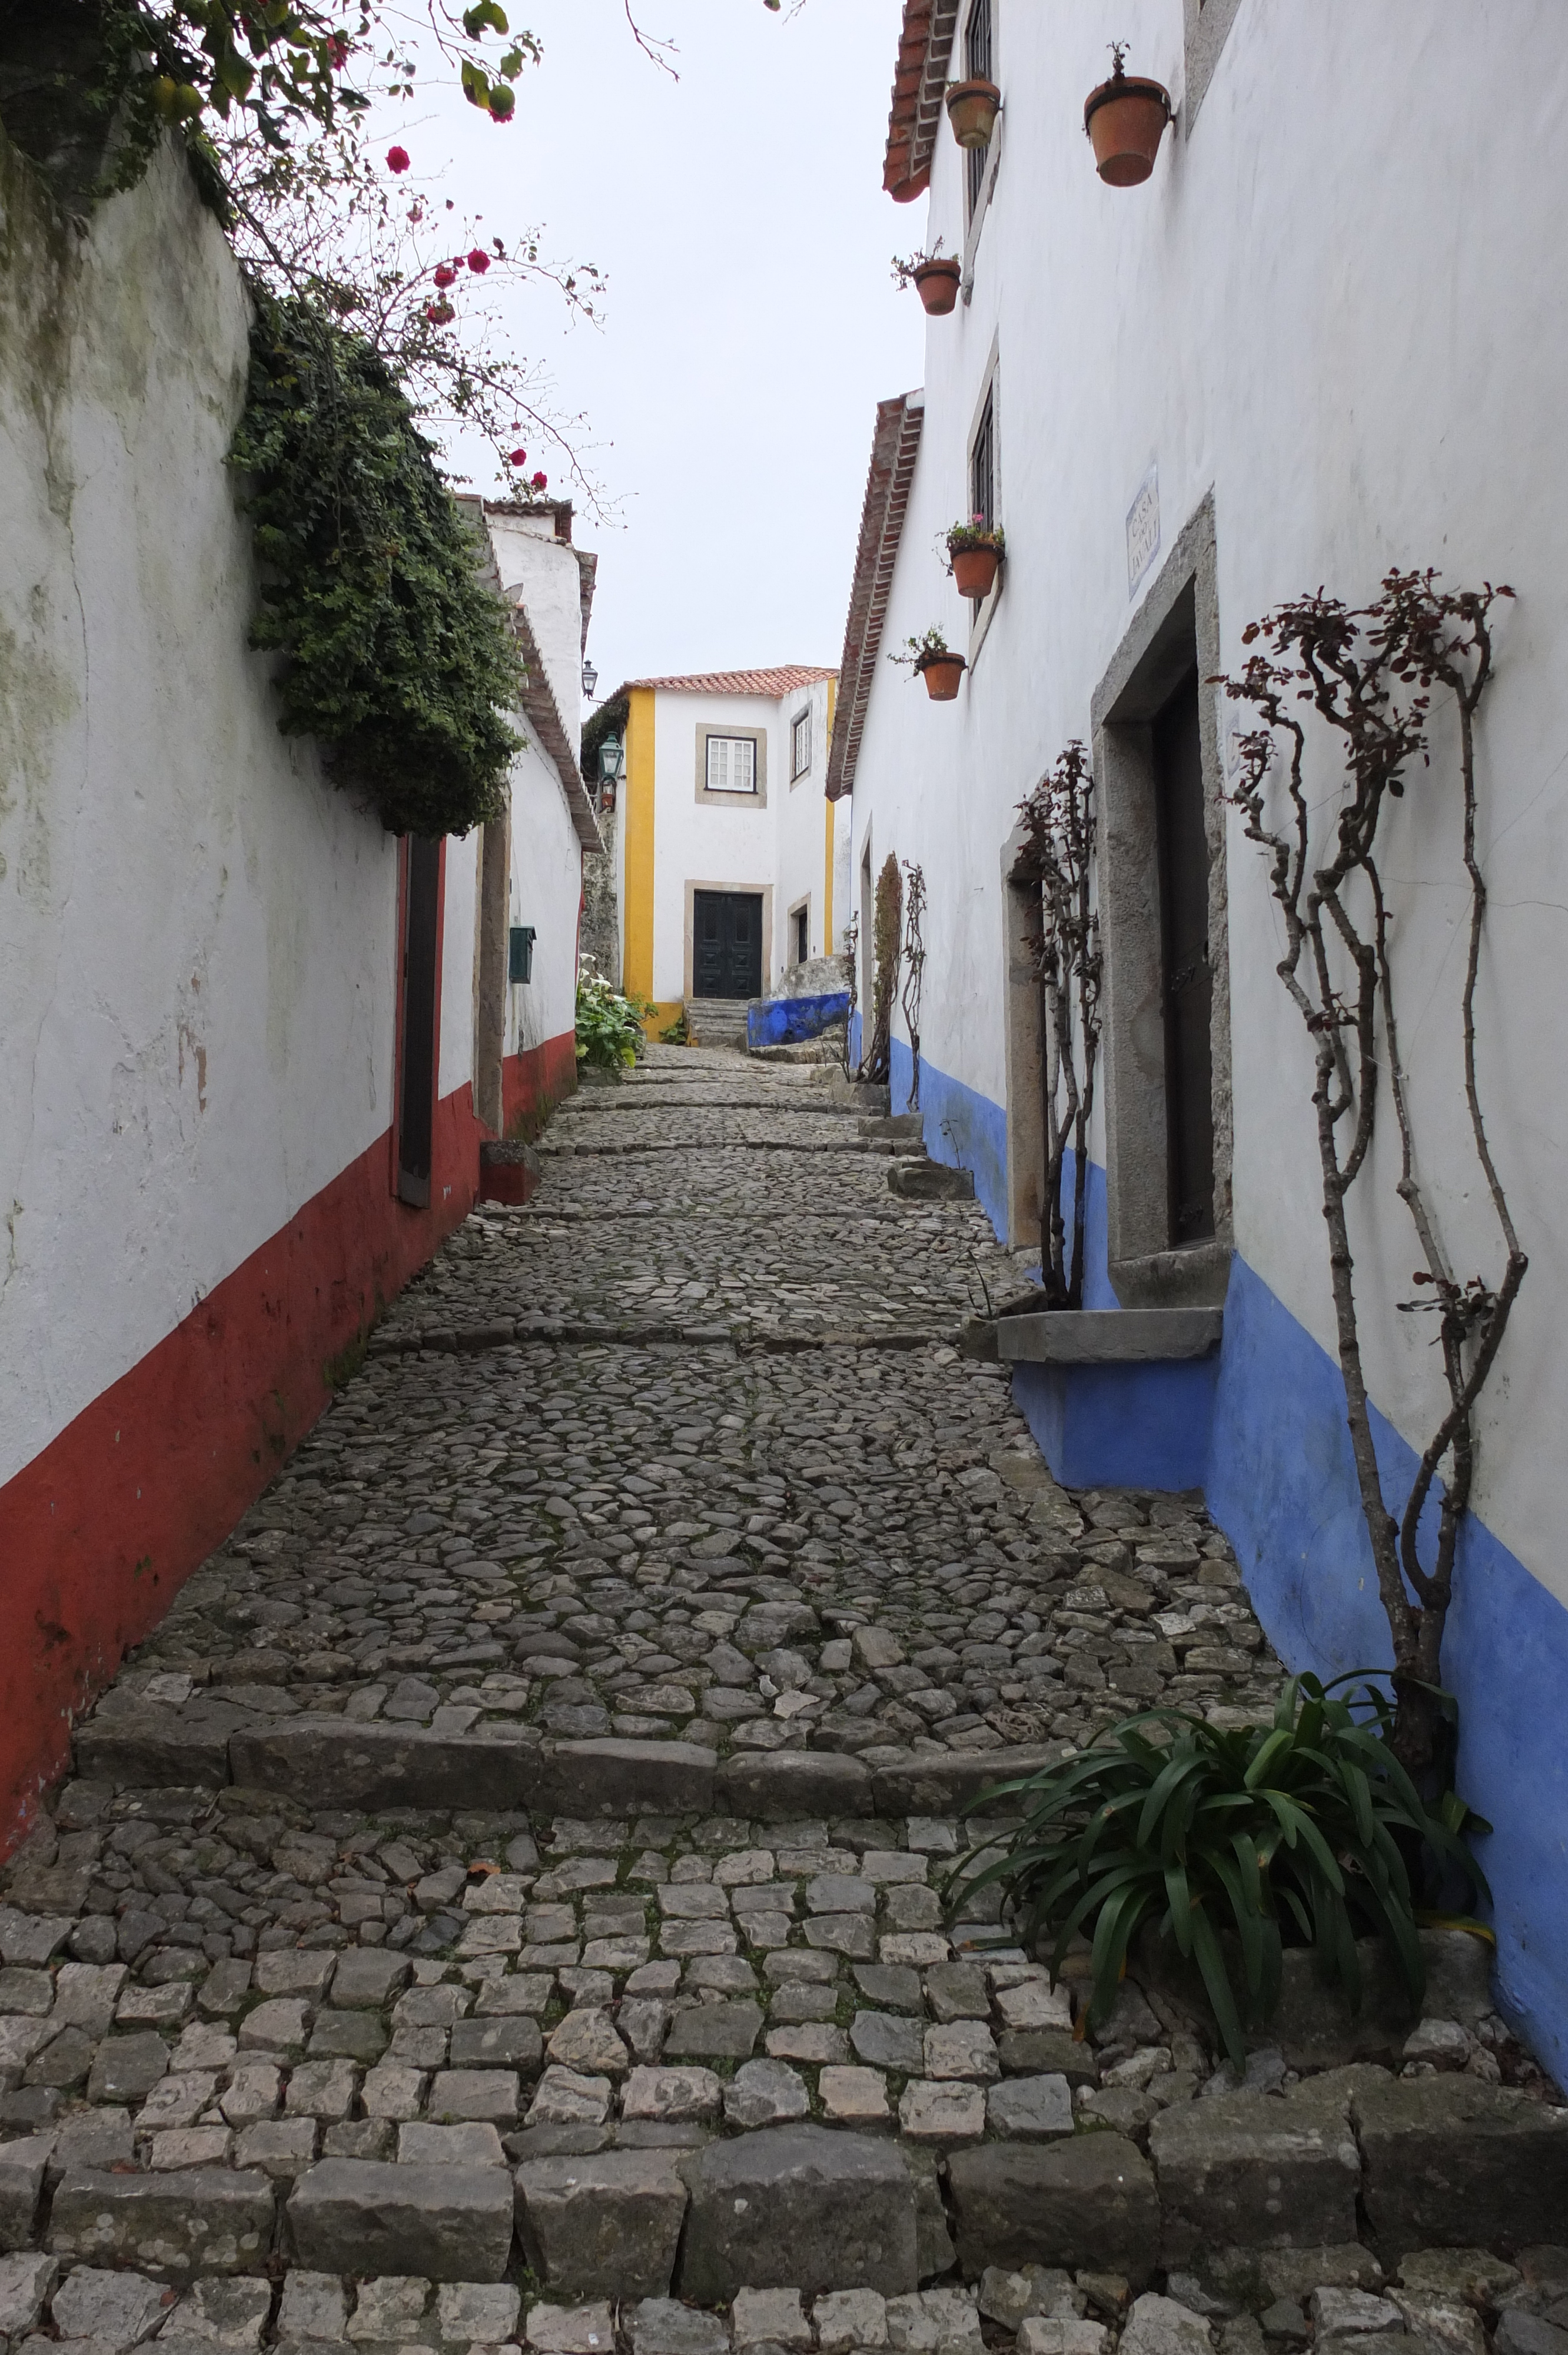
<box><xmin>774</xmin><ymin>678</ymin><xmax>835</xmax><ymax>968</ymax></box>
<box><xmin>484</xmin><ymin>512</ymin><xmax>590</xmax><ymax>1062</ymax></box>
<box><xmin>0</xmin><ymin>131</ymin><xmax>578</xmax><ymax>1494</ymax></box>
<box><xmin>843</xmin><ymin>0</ymin><xmax>1568</xmax><ymax>1600</ymax></box>
<box><xmin>0</xmin><ymin>137</ymin><xmax>409</xmax><ymax>1491</ymax></box>
<box><xmin>649</xmin><ymin>689</ymin><xmax>784</xmax><ymax>1001</ymax></box>
<box><xmin>507</xmin><ymin>732</ymin><xmax>582</xmax><ymax>1062</ymax></box>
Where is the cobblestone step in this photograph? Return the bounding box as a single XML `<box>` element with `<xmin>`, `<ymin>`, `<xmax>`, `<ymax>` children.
<box><xmin>0</xmin><ymin>1790</ymin><xmax>1562</xmax><ymax>2313</ymax></box>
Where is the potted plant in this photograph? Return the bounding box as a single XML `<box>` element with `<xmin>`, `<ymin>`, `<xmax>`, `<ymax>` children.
<box><xmin>892</xmin><ymin>626</ymin><xmax>967</xmax><ymax>702</ymax></box>
<box><xmin>1083</xmin><ymin>42</ymin><xmax>1171</xmax><ymax>185</ymax></box>
<box><xmin>893</xmin><ymin>242</ymin><xmax>962</xmax><ymax>318</ymax></box>
<box><xmin>945</xmin><ymin>75</ymin><xmax>1001</xmax><ymax>150</ymax></box>
<box><xmin>946</xmin><ymin>515</ymin><xmax>1005</xmax><ymax>600</ymax></box>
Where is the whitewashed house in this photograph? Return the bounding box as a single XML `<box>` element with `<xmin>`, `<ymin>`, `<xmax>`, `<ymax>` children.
<box><xmin>829</xmin><ymin>0</ymin><xmax>1568</xmax><ymax>2079</ymax></box>
<box><xmin>592</xmin><ymin>667</ymin><xmax>839</xmax><ymax>1039</ymax></box>
<box><xmin>0</xmin><ymin>134</ymin><xmax>596</xmax><ymax>1832</ymax></box>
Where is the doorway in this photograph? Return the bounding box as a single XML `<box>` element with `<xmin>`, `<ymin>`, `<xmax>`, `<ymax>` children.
<box><xmin>397</xmin><ymin>837</ymin><xmax>441</xmax><ymax>1208</ymax></box>
<box><xmin>692</xmin><ymin>891</ymin><xmax>763</xmax><ymax>998</ymax></box>
<box><xmin>1152</xmin><ymin>671</ymin><xmax>1215</xmax><ymax>1245</ymax></box>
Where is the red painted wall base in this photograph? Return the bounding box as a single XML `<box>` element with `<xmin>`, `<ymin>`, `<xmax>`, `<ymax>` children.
<box><xmin>0</xmin><ymin>1046</ymin><xmax>551</xmax><ymax>1848</ymax></box>
<box><xmin>503</xmin><ymin>1030</ymin><xmax>577</xmax><ymax>1135</ymax></box>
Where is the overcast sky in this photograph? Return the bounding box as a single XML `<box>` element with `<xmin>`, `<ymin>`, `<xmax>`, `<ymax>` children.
<box><xmin>391</xmin><ymin>0</ymin><xmax>925</xmax><ymax>704</ymax></box>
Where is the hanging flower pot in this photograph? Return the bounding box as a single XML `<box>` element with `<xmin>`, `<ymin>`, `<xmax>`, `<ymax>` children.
<box><xmin>947</xmin><ymin>518</ymin><xmax>1005</xmax><ymax>601</ymax></box>
<box><xmin>912</xmin><ymin>257</ymin><xmax>962</xmax><ymax>316</ymax></box>
<box><xmin>945</xmin><ymin>77</ymin><xmax>1001</xmax><ymax>151</ymax></box>
<box><xmin>1084</xmin><ymin>49</ymin><xmax>1171</xmax><ymax>186</ymax></box>
<box><xmin>918</xmin><ymin>651</ymin><xmax>967</xmax><ymax>701</ymax></box>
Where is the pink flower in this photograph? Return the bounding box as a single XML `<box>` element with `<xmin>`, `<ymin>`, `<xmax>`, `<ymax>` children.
<box><xmin>386</xmin><ymin>145</ymin><xmax>410</xmax><ymax>173</ymax></box>
<box><xmin>433</xmin><ymin>264</ymin><xmax>457</xmax><ymax>288</ymax></box>
<box><xmin>426</xmin><ymin>298</ymin><xmax>455</xmax><ymax>324</ymax></box>
<box><xmin>530</xmin><ymin>470</ymin><xmax>547</xmax><ymax>492</ymax></box>
<box><xmin>325</xmin><ymin>32</ymin><xmax>349</xmax><ymax>68</ymax></box>
<box><xmin>509</xmin><ymin>447</ymin><xmax>527</xmax><ymax>466</ymax></box>
<box><xmin>467</xmin><ymin>248</ymin><xmax>491</xmax><ymax>274</ymax></box>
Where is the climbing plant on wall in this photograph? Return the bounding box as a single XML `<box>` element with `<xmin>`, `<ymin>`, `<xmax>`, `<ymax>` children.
<box><xmin>1218</xmin><ymin>571</ymin><xmax>1525</xmax><ymax>1773</ymax></box>
<box><xmin>228</xmin><ymin>289</ymin><xmax>522</xmax><ymax>837</ymax></box>
<box><xmin>1016</xmin><ymin>742</ymin><xmax>1102</xmax><ymax>1310</ymax></box>
<box><xmin>860</xmin><ymin>854</ymin><xmax>903</xmax><ymax>1086</ymax></box>
<box><xmin>901</xmin><ymin>861</ymin><xmax>928</xmax><ymax>1112</ymax></box>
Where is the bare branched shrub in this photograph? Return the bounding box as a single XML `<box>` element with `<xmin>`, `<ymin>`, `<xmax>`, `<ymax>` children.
<box><xmin>841</xmin><ymin>911</ymin><xmax>859</xmax><ymax>1081</ymax></box>
<box><xmin>901</xmin><ymin>861</ymin><xmax>928</xmax><ymax>1112</ymax></box>
<box><xmin>861</xmin><ymin>853</ymin><xmax>902</xmax><ymax>1086</ymax></box>
<box><xmin>1218</xmin><ymin>571</ymin><xmax>1524</xmax><ymax>1770</ymax></box>
<box><xmin>1016</xmin><ymin>744</ymin><xmax>1102</xmax><ymax>1308</ymax></box>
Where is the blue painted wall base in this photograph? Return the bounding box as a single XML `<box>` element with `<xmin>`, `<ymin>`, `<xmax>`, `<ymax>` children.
<box><xmin>748</xmin><ymin>991</ymin><xmax>850</xmax><ymax>1049</ymax></box>
<box><xmin>835</xmin><ymin>1026</ymin><xmax>1568</xmax><ymax>2081</ymax></box>
<box><xmin>1012</xmin><ymin>1352</ymin><xmax>1219</xmax><ymax>1492</ymax></box>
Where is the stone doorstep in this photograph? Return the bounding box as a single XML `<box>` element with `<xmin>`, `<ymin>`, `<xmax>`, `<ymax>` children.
<box><xmin>69</xmin><ymin>1722</ymin><xmax>1068</xmax><ymax>1820</ymax></box>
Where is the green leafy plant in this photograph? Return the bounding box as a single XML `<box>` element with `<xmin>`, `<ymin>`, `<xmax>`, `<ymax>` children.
<box><xmin>889</xmin><ymin>625</ymin><xmax>954</xmax><ymax>672</ymax></box>
<box><xmin>946</xmin><ymin>513</ymin><xmax>1005</xmax><ymax>555</ymax></box>
<box><xmin>576</xmin><ymin>958</ymin><xmax>650</xmax><ymax>1073</ymax></box>
<box><xmin>947</xmin><ymin>1674</ymin><xmax>1490</xmax><ymax>2065</ymax></box>
<box><xmin>660</xmin><ymin>1010</ymin><xmax>691</xmax><ymax>1045</ymax></box>
<box><xmin>228</xmin><ymin>290</ymin><xmax>524</xmax><ymax>837</ymax></box>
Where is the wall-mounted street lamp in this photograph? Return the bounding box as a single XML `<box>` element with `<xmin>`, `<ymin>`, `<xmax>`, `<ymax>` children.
<box><xmin>597</xmin><ymin>734</ymin><xmax>624</xmax><ymax>811</ymax></box>
<box><xmin>582</xmin><ymin>661</ymin><xmax>598</xmax><ymax>699</ymax></box>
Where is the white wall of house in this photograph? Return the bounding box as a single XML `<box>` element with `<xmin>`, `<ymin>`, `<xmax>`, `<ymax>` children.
<box><xmin>486</xmin><ymin>512</ymin><xmax>590</xmax><ymax>1066</ymax></box>
<box><xmin>774</xmin><ymin>678</ymin><xmax>835</xmax><ymax>968</ymax></box>
<box><xmin>0</xmin><ymin>124</ymin><xmax>587</xmax><ymax>1823</ymax></box>
<box><xmin>849</xmin><ymin>0</ymin><xmax>1568</xmax><ymax>1606</ymax></box>
<box><xmin>841</xmin><ymin>0</ymin><xmax>1568</xmax><ymax>2072</ymax></box>
<box><xmin>648</xmin><ymin>689</ymin><xmax>783</xmax><ymax>1002</ymax></box>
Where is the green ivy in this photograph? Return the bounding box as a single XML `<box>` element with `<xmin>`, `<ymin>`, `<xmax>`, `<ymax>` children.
<box><xmin>228</xmin><ymin>290</ymin><xmax>521</xmax><ymax>837</ymax></box>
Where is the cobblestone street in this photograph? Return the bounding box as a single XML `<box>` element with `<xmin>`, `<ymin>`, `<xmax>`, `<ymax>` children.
<box><xmin>1</xmin><ymin>1054</ymin><xmax>1562</xmax><ymax>2351</ymax></box>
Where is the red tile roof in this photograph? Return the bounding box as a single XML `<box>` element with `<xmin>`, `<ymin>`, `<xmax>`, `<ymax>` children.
<box><xmin>883</xmin><ymin>0</ymin><xmax>960</xmax><ymax>203</ymax></box>
<box><xmin>622</xmin><ymin>666</ymin><xmax>838</xmax><ymax>698</ymax></box>
<box><xmin>826</xmin><ymin>392</ymin><xmax>925</xmax><ymax>804</ymax></box>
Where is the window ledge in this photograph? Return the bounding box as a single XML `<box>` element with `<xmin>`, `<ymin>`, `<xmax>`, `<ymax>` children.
<box><xmin>995</xmin><ymin>1306</ymin><xmax>1223</xmax><ymax>1365</ymax></box>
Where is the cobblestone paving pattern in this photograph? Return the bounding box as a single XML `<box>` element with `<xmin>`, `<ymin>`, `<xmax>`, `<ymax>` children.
<box><xmin>8</xmin><ymin>1049</ymin><xmax>1560</xmax><ymax>2341</ymax></box>
<box><xmin>112</xmin><ymin>1049</ymin><xmax>1283</xmax><ymax>1758</ymax></box>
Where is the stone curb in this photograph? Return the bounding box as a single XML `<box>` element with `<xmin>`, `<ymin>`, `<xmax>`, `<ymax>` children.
<box><xmin>71</xmin><ymin>1719</ymin><xmax>1064</xmax><ymax>1817</ymax></box>
<box><xmin>364</xmin><ymin>1321</ymin><xmax>961</xmax><ymax>1359</ymax></box>
<box><xmin>537</xmin><ymin>1140</ymin><xmax>879</xmax><ymax>1159</ymax></box>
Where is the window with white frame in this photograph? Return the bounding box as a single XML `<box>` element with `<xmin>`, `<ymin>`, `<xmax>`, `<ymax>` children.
<box><xmin>706</xmin><ymin>735</ymin><xmax>758</xmax><ymax>794</ymax></box>
<box><xmin>791</xmin><ymin>709</ymin><xmax>812</xmax><ymax>780</ymax></box>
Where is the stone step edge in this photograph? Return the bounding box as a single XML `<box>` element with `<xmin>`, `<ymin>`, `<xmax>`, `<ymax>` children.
<box><xmin>32</xmin><ymin>2091</ymin><xmax>1568</xmax><ymax>2297</ymax></box>
<box><xmin>536</xmin><ymin>1139</ymin><xmax>912</xmax><ymax>1159</ymax></box>
<box><xmin>70</xmin><ymin>1722</ymin><xmax>1061</xmax><ymax>1819</ymax></box>
<box><xmin>364</xmin><ymin>1320</ymin><xmax>959</xmax><ymax>1358</ymax></box>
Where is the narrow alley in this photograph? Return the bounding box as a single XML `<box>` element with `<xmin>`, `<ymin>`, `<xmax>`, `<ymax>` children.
<box><xmin>0</xmin><ymin>1054</ymin><xmax>1560</xmax><ymax>2337</ymax></box>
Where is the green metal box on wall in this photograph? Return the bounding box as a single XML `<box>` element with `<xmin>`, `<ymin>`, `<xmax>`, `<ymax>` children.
<box><xmin>509</xmin><ymin>926</ymin><xmax>536</xmax><ymax>984</ymax></box>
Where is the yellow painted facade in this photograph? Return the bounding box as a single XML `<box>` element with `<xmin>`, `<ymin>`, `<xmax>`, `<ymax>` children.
<box><xmin>622</xmin><ymin>688</ymin><xmax>657</xmax><ymax>1004</ymax></box>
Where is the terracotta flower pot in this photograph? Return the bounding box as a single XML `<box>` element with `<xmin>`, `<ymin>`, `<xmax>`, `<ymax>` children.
<box><xmin>1084</xmin><ymin>74</ymin><xmax>1171</xmax><ymax>185</ymax></box>
<box><xmin>951</xmin><ymin>542</ymin><xmax>1001</xmax><ymax>599</ymax></box>
<box><xmin>912</xmin><ymin>257</ymin><xmax>962</xmax><ymax>316</ymax></box>
<box><xmin>918</xmin><ymin>654</ymin><xmax>966</xmax><ymax>702</ymax></box>
<box><xmin>945</xmin><ymin>77</ymin><xmax>1001</xmax><ymax>151</ymax></box>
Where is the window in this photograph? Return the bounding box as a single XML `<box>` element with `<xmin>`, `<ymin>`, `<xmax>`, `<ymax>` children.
<box><xmin>971</xmin><ymin>390</ymin><xmax>995</xmax><ymax>534</ymax></box>
<box><xmin>964</xmin><ymin>0</ymin><xmax>993</xmax><ymax>218</ymax></box>
<box><xmin>792</xmin><ymin>904</ymin><xmax>809</xmax><ymax>965</ymax></box>
<box><xmin>705</xmin><ymin>735</ymin><xmax>757</xmax><ymax>794</ymax></box>
<box><xmin>791</xmin><ymin>709</ymin><xmax>812</xmax><ymax>780</ymax></box>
